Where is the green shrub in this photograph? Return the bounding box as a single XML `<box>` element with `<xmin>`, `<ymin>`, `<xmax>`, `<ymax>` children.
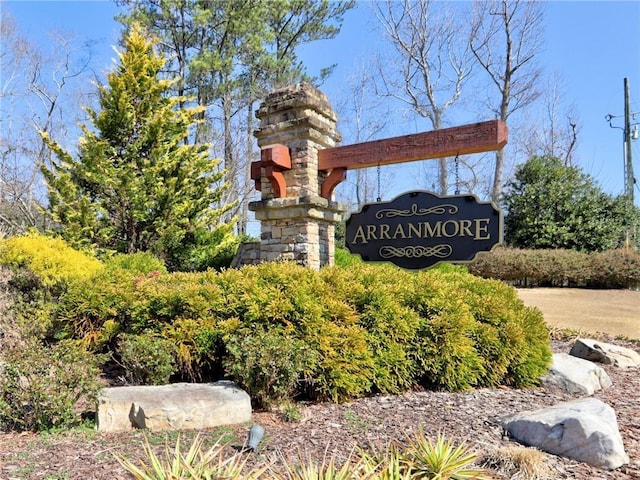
<box><xmin>505</xmin><ymin>306</ymin><xmax>552</xmax><ymax>386</ymax></box>
<box><xmin>104</xmin><ymin>251</ymin><xmax>167</xmax><ymax>275</ymax></box>
<box><xmin>51</xmin><ymin>267</ymin><xmax>139</xmax><ymax>347</ymax></box>
<box><xmin>164</xmin><ymin>227</ymin><xmax>243</xmax><ymax>272</ymax></box>
<box><xmin>433</xmin><ymin>269</ymin><xmax>551</xmax><ymax>387</ymax></box>
<box><xmin>410</xmin><ymin>293</ymin><xmax>485</xmax><ymax>390</ymax></box>
<box><xmin>46</xmin><ymin>245</ymin><xmax>552</xmax><ymax>402</ymax></box>
<box><xmin>161</xmin><ymin>317</ymin><xmax>225</xmax><ymax>382</ymax></box>
<box><xmin>0</xmin><ymin>340</ymin><xmax>103</xmax><ymax>432</ymax></box>
<box><xmin>335</xmin><ymin>264</ymin><xmax>419</xmax><ymax>394</ymax></box>
<box><xmin>0</xmin><ymin>266</ymin><xmax>22</xmax><ymax>351</ymax></box>
<box><xmin>334</xmin><ymin>247</ymin><xmax>362</xmax><ymax>268</ymax></box>
<box><xmin>224</xmin><ymin>326</ymin><xmax>315</xmax><ymax>409</ymax></box>
<box><xmin>218</xmin><ymin>262</ymin><xmax>375</xmax><ymax>403</ymax></box>
<box><xmin>118</xmin><ymin>333</ymin><xmax>176</xmax><ymax>385</ymax></box>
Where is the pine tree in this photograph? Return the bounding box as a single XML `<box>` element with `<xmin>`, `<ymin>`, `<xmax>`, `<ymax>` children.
<box><xmin>41</xmin><ymin>24</ymin><xmax>234</xmax><ymax>269</ymax></box>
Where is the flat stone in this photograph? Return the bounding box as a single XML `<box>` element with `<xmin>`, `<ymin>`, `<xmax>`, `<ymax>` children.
<box><xmin>97</xmin><ymin>381</ymin><xmax>251</xmax><ymax>433</ymax></box>
<box><xmin>570</xmin><ymin>338</ymin><xmax>640</xmax><ymax>368</ymax></box>
<box><xmin>499</xmin><ymin>398</ymin><xmax>629</xmax><ymax>470</ymax></box>
<box><xmin>541</xmin><ymin>353</ymin><xmax>612</xmax><ymax>395</ymax></box>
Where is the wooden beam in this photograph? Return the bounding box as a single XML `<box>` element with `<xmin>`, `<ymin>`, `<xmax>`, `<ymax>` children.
<box><xmin>318</xmin><ymin>120</ymin><xmax>507</xmax><ymax>171</ymax></box>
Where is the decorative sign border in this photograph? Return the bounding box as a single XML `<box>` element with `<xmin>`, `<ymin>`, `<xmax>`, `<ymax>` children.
<box><xmin>345</xmin><ymin>191</ymin><xmax>503</xmax><ymax>270</ymax></box>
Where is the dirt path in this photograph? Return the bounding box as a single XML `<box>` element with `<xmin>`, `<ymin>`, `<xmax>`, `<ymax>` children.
<box><xmin>517</xmin><ymin>288</ymin><xmax>640</xmax><ymax>339</ymax></box>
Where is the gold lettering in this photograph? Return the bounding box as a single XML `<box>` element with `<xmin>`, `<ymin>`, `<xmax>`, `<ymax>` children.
<box><xmin>474</xmin><ymin>218</ymin><xmax>491</xmax><ymax>240</ymax></box>
<box><xmin>393</xmin><ymin>223</ymin><xmax>407</xmax><ymax>239</ymax></box>
<box><xmin>366</xmin><ymin>225</ymin><xmax>378</xmax><ymax>240</ymax></box>
<box><xmin>407</xmin><ymin>223</ymin><xmax>421</xmax><ymax>238</ymax></box>
<box><xmin>379</xmin><ymin>224</ymin><xmax>390</xmax><ymax>239</ymax></box>
<box><xmin>458</xmin><ymin>220</ymin><xmax>473</xmax><ymax>237</ymax></box>
<box><xmin>422</xmin><ymin>221</ymin><xmax>442</xmax><ymax>237</ymax></box>
<box><xmin>442</xmin><ymin>220</ymin><xmax>459</xmax><ymax>237</ymax></box>
<box><xmin>351</xmin><ymin>226</ymin><xmax>367</xmax><ymax>244</ymax></box>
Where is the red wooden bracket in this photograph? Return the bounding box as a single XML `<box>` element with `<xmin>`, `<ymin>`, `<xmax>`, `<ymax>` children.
<box><xmin>251</xmin><ymin>161</ymin><xmax>262</xmax><ymax>191</ymax></box>
<box><xmin>252</xmin><ymin>144</ymin><xmax>292</xmax><ymax>197</ymax></box>
<box><xmin>321</xmin><ymin>167</ymin><xmax>347</xmax><ymax>200</ymax></box>
<box><xmin>265</xmin><ymin>166</ymin><xmax>287</xmax><ymax>198</ymax></box>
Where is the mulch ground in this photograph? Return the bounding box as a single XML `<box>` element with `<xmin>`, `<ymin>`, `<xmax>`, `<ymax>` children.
<box><xmin>0</xmin><ymin>336</ymin><xmax>638</xmax><ymax>480</ymax></box>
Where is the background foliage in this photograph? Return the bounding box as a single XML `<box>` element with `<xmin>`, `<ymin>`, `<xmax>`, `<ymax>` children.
<box><xmin>470</xmin><ymin>247</ymin><xmax>640</xmax><ymax>289</ymax></box>
<box><xmin>502</xmin><ymin>155</ymin><xmax>640</xmax><ymax>251</ymax></box>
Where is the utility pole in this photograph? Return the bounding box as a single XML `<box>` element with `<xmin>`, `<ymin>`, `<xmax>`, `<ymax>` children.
<box><xmin>607</xmin><ymin>78</ymin><xmax>638</xmax><ymax>249</ymax></box>
<box><xmin>624</xmin><ymin>77</ymin><xmax>634</xmax><ymax>203</ymax></box>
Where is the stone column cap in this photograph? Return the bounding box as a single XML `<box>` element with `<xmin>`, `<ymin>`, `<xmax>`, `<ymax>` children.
<box><xmin>249</xmin><ymin>195</ymin><xmax>345</xmax><ymax>222</ymax></box>
<box><xmin>256</xmin><ymin>82</ymin><xmax>336</xmax><ymax>121</ymax></box>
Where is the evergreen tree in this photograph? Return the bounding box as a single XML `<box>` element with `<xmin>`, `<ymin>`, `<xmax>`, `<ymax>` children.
<box><xmin>503</xmin><ymin>155</ymin><xmax>639</xmax><ymax>251</ymax></box>
<box><xmin>116</xmin><ymin>0</ymin><xmax>355</xmax><ymax>233</ymax></box>
<box><xmin>41</xmin><ymin>24</ymin><xmax>234</xmax><ymax>269</ymax></box>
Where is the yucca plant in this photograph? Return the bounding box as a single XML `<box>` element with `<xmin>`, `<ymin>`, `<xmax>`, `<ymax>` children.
<box><xmin>114</xmin><ymin>434</ymin><xmax>267</xmax><ymax>480</ymax></box>
<box><xmin>359</xmin><ymin>443</ymin><xmax>414</xmax><ymax>480</ymax></box>
<box><xmin>269</xmin><ymin>450</ymin><xmax>370</xmax><ymax>480</ymax></box>
<box><xmin>403</xmin><ymin>428</ymin><xmax>491</xmax><ymax>480</ymax></box>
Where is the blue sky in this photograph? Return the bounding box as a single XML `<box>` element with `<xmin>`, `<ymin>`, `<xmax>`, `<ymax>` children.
<box><xmin>3</xmin><ymin>0</ymin><xmax>640</xmax><ymax>205</ymax></box>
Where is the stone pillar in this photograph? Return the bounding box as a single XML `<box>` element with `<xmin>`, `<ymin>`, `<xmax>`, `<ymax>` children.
<box><xmin>249</xmin><ymin>83</ymin><xmax>345</xmax><ymax>270</ymax></box>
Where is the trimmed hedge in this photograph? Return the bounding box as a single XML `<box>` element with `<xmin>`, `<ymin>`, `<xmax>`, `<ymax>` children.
<box><xmin>52</xmin><ymin>261</ymin><xmax>551</xmax><ymax>405</ymax></box>
<box><xmin>469</xmin><ymin>247</ymin><xmax>640</xmax><ymax>289</ymax></box>
<box><xmin>0</xmin><ymin>235</ymin><xmax>552</xmax><ymax>411</ymax></box>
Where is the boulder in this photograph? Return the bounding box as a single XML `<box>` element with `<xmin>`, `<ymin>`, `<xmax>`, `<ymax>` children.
<box><xmin>97</xmin><ymin>381</ymin><xmax>252</xmax><ymax>433</ymax></box>
<box><xmin>570</xmin><ymin>338</ymin><xmax>640</xmax><ymax>368</ymax></box>
<box><xmin>541</xmin><ymin>353</ymin><xmax>611</xmax><ymax>395</ymax></box>
<box><xmin>499</xmin><ymin>398</ymin><xmax>629</xmax><ymax>470</ymax></box>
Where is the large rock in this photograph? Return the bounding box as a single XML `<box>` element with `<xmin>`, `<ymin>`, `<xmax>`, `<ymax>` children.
<box><xmin>97</xmin><ymin>381</ymin><xmax>252</xmax><ymax>433</ymax></box>
<box><xmin>541</xmin><ymin>353</ymin><xmax>612</xmax><ymax>395</ymax></box>
<box><xmin>499</xmin><ymin>398</ymin><xmax>629</xmax><ymax>470</ymax></box>
<box><xmin>570</xmin><ymin>338</ymin><xmax>640</xmax><ymax>368</ymax></box>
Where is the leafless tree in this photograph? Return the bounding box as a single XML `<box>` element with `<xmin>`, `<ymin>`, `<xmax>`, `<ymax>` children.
<box><xmin>470</xmin><ymin>0</ymin><xmax>544</xmax><ymax>202</ymax></box>
<box><xmin>374</xmin><ymin>0</ymin><xmax>474</xmax><ymax>195</ymax></box>
<box><xmin>1</xmin><ymin>11</ymin><xmax>94</xmax><ymax>234</ymax></box>
<box><xmin>521</xmin><ymin>74</ymin><xmax>580</xmax><ymax>166</ymax></box>
<box><xmin>334</xmin><ymin>62</ymin><xmax>391</xmax><ymax>209</ymax></box>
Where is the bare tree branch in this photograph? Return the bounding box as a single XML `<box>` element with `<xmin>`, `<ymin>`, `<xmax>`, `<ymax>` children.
<box><xmin>469</xmin><ymin>0</ymin><xmax>544</xmax><ymax>202</ymax></box>
<box><xmin>374</xmin><ymin>0</ymin><xmax>474</xmax><ymax>195</ymax></box>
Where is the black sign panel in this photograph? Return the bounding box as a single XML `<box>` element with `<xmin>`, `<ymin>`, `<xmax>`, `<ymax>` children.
<box><xmin>345</xmin><ymin>191</ymin><xmax>502</xmax><ymax>270</ymax></box>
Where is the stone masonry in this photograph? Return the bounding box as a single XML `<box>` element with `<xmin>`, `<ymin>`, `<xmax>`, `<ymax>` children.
<box><xmin>248</xmin><ymin>83</ymin><xmax>346</xmax><ymax>270</ymax></box>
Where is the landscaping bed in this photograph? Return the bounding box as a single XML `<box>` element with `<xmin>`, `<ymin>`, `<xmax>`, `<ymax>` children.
<box><xmin>1</xmin><ymin>335</ymin><xmax>638</xmax><ymax>480</ymax></box>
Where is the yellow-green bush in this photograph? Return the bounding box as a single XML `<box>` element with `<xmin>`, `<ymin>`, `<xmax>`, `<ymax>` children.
<box><xmin>323</xmin><ymin>264</ymin><xmax>420</xmax><ymax>394</ymax></box>
<box><xmin>52</xmin><ymin>267</ymin><xmax>139</xmax><ymax>346</ymax></box>
<box><xmin>422</xmin><ymin>268</ymin><xmax>551</xmax><ymax>387</ymax></box>
<box><xmin>104</xmin><ymin>251</ymin><xmax>167</xmax><ymax>275</ymax></box>
<box><xmin>0</xmin><ymin>232</ymin><xmax>102</xmax><ymax>298</ymax></box>
<box><xmin>49</xmin><ymin>255</ymin><xmax>551</xmax><ymax>404</ymax></box>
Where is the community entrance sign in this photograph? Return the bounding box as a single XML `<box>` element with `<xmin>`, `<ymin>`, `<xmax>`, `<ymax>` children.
<box><xmin>345</xmin><ymin>191</ymin><xmax>502</xmax><ymax>269</ymax></box>
<box><xmin>245</xmin><ymin>83</ymin><xmax>508</xmax><ymax>270</ymax></box>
